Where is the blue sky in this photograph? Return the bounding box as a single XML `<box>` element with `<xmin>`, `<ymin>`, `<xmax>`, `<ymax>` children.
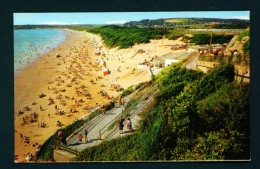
<box><xmin>13</xmin><ymin>11</ymin><xmax>249</xmax><ymax>25</ymax></box>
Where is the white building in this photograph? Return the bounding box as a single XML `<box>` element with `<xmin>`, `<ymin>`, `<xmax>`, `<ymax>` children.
<box><xmin>154</xmin><ymin>52</ymin><xmax>192</xmax><ymax>68</ymax></box>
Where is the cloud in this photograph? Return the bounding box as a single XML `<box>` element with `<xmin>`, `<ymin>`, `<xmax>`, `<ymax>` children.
<box><xmin>106</xmin><ymin>21</ymin><xmax>127</xmax><ymax>25</ymax></box>
<box><xmin>40</xmin><ymin>21</ymin><xmax>80</xmax><ymax>25</ymax></box>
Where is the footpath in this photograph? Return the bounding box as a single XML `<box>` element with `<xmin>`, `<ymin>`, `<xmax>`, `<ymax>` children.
<box><xmin>66</xmin><ymin>106</ymin><xmax>124</xmax><ymax>151</ymax></box>
<box><xmin>64</xmin><ymin>91</ymin><xmax>154</xmax><ymax>153</ymax></box>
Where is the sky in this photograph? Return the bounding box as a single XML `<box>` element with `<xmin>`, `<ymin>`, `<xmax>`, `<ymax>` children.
<box><xmin>13</xmin><ymin>11</ymin><xmax>249</xmax><ymax>25</ymax></box>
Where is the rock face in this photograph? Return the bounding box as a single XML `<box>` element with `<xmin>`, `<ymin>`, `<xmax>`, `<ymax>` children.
<box><xmin>224</xmin><ymin>34</ymin><xmax>250</xmax><ymax>56</ymax></box>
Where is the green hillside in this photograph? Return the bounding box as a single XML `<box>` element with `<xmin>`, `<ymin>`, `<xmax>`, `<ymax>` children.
<box><xmin>71</xmin><ymin>63</ymin><xmax>250</xmax><ymax>161</ymax></box>
<box><xmin>88</xmin><ymin>25</ymin><xmax>168</xmax><ymax>49</ymax></box>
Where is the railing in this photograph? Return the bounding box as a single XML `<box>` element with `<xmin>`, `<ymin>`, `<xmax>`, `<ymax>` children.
<box><xmin>198</xmin><ymin>54</ymin><xmax>250</xmax><ymax>66</ymax></box>
<box><xmin>54</xmin><ymin>141</ymin><xmax>78</xmax><ymax>155</ymax></box>
<box><xmin>103</xmin><ymin>83</ymin><xmax>159</xmax><ymax>139</ymax></box>
<box><xmin>98</xmin><ymin>108</ymin><xmax>123</xmax><ymax>140</ymax></box>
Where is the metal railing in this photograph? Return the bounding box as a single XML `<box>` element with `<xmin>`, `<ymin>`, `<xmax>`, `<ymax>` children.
<box><xmin>103</xmin><ymin>83</ymin><xmax>159</xmax><ymax>139</ymax></box>
<box><xmin>198</xmin><ymin>54</ymin><xmax>250</xmax><ymax>66</ymax></box>
<box><xmin>98</xmin><ymin>108</ymin><xmax>123</xmax><ymax>140</ymax></box>
<box><xmin>54</xmin><ymin>141</ymin><xmax>78</xmax><ymax>155</ymax></box>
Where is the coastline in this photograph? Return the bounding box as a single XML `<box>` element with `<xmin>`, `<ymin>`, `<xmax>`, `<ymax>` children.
<box><xmin>14</xmin><ymin>29</ymin><xmax>184</xmax><ymax>162</ymax></box>
<box><xmin>14</xmin><ymin>29</ymin><xmax>68</xmax><ymax>77</ymax></box>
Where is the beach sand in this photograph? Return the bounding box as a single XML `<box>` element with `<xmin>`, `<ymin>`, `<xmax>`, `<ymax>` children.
<box><xmin>14</xmin><ymin>29</ymin><xmax>185</xmax><ymax>162</ymax></box>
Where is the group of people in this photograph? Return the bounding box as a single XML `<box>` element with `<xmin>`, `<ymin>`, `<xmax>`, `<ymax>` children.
<box><xmin>198</xmin><ymin>48</ymin><xmax>242</xmax><ymax>65</ymax></box>
<box><xmin>76</xmin><ymin>117</ymin><xmax>133</xmax><ymax>144</ymax></box>
<box><xmin>78</xmin><ymin>129</ymin><xmax>88</xmax><ymax>144</ymax></box>
<box><xmin>117</xmin><ymin>96</ymin><xmax>127</xmax><ymax>107</ymax></box>
<box><xmin>118</xmin><ymin>117</ymin><xmax>133</xmax><ymax>134</ymax></box>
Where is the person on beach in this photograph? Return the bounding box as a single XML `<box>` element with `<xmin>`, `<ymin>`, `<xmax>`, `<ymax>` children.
<box><xmin>78</xmin><ymin>134</ymin><xmax>83</xmax><ymax>143</ymax></box>
<box><xmin>83</xmin><ymin>129</ymin><xmax>88</xmax><ymax>143</ymax></box>
<box><xmin>118</xmin><ymin>118</ymin><xmax>124</xmax><ymax>134</ymax></box>
<box><xmin>126</xmin><ymin>118</ymin><xmax>133</xmax><ymax>133</ymax></box>
<box><xmin>19</xmin><ymin>133</ymin><xmax>23</xmax><ymax>139</ymax></box>
<box><xmin>57</xmin><ymin>120</ymin><xmax>61</xmax><ymax>126</ymax></box>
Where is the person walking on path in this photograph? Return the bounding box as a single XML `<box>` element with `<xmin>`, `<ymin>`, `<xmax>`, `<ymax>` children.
<box><xmin>78</xmin><ymin>134</ymin><xmax>83</xmax><ymax>144</ymax></box>
<box><xmin>126</xmin><ymin>117</ymin><xmax>133</xmax><ymax>133</ymax></box>
<box><xmin>83</xmin><ymin>129</ymin><xmax>88</xmax><ymax>143</ymax></box>
<box><xmin>101</xmin><ymin>105</ymin><xmax>106</xmax><ymax>115</ymax></box>
<box><xmin>121</xmin><ymin>97</ymin><xmax>125</xmax><ymax>106</ymax></box>
<box><xmin>118</xmin><ymin>118</ymin><xmax>124</xmax><ymax>134</ymax></box>
<box><xmin>232</xmin><ymin>49</ymin><xmax>238</xmax><ymax>64</ymax></box>
<box><xmin>58</xmin><ymin>130</ymin><xmax>67</xmax><ymax>146</ymax></box>
<box><xmin>117</xmin><ymin>97</ymin><xmax>121</xmax><ymax>107</ymax></box>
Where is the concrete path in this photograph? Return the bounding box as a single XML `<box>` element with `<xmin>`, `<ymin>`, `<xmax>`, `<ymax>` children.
<box><xmin>66</xmin><ymin>106</ymin><xmax>124</xmax><ymax>152</ymax></box>
<box><xmin>63</xmin><ymin>84</ymin><xmax>157</xmax><ymax>153</ymax></box>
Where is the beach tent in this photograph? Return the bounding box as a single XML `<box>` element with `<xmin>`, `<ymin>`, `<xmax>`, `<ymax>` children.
<box><xmin>102</xmin><ymin>66</ymin><xmax>109</xmax><ymax>76</ymax></box>
<box><xmin>95</xmin><ymin>49</ymin><xmax>100</xmax><ymax>56</ymax></box>
<box><xmin>98</xmin><ymin>58</ymin><xmax>104</xmax><ymax>65</ymax></box>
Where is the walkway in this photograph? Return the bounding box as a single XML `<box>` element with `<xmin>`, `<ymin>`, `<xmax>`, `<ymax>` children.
<box><xmin>64</xmin><ymin>86</ymin><xmax>156</xmax><ymax>153</ymax></box>
<box><xmin>66</xmin><ymin>106</ymin><xmax>124</xmax><ymax>151</ymax></box>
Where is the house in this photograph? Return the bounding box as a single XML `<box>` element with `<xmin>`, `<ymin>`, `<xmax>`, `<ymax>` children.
<box><xmin>154</xmin><ymin>52</ymin><xmax>192</xmax><ymax>67</ymax></box>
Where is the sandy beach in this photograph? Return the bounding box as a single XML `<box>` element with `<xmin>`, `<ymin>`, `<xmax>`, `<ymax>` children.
<box><xmin>14</xmin><ymin>29</ymin><xmax>185</xmax><ymax>162</ymax></box>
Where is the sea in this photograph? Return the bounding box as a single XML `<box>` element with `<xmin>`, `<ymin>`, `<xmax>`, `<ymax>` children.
<box><xmin>14</xmin><ymin>29</ymin><xmax>68</xmax><ymax>76</ymax></box>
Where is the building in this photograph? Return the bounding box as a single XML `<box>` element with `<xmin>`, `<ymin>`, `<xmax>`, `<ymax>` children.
<box><xmin>154</xmin><ymin>52</ymin><xmax>192</xmax><ymax>68</ymax></box>
<box><xmin>186</xmin><ymin>46</ymin><xmax>209</xmax><ymax>52</ymax></box>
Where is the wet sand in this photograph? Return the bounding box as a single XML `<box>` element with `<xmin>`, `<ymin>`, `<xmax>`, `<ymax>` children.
<box><xmin>14</xmin><ymin>29</ymin><xmax>185</xmax><ymax>162</ymax></box>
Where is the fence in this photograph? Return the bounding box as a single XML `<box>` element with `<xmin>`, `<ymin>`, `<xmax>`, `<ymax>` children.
<box><xmin>98</xmin><ymin>108</ymin><xmax>123</xmax><ymax>140</ymax></box>
<box><xmin>102</xmin><ymin>83</ymin><xmax>159</xmax><ymax>139</ymax></box>
<box><xmin>198</xmin><ymin>54</ymin><xmax>250</xmax><ymax>66</ymax></box>
<box><xmin>54</xmin><ymin>141</ymin><xmax>78</xmax><ymax>155</ymax></box>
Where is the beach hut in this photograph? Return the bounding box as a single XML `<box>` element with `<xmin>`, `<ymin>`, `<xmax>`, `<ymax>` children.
<box><xmin>102</xmin><ymin>66</ymin><xmax>109</xmax><ymax>76</ymax></box>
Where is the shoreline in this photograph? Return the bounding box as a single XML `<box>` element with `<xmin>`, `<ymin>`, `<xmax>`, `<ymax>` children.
<box><xmin>14</xmin><ymin>29</ymin><xmax>184</xmax><ymax>162</ymax></box>
<box><xmin>14</xmin><ymin>29</ymin><xmax>69</xmax><ymax>77</ymax></box>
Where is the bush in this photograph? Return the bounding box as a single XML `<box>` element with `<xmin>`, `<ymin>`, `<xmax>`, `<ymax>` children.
<box><xmin>190</xmin><ymin>34</ymin><xmax>233</xmax><ymax>44</ymax></box>
<box><xmin>88</xmin><ymin>26</ymin><xmax>168</xmax><ymax>49</ymax></box>
<box><xmin>168</xmin><ymin>35</ymin><xmax>182</xmax><ymax>40</ymax></box>
<box><xmin>190</xmin><ymin>34</ymin><xmax>211</xmax><ymax>44</ymax></box>
<box><xmin>237</xmin><ymin>31</ymin><xmax>250</xmax><ymax>41</ymax></box>
<box><xmin>243</xmin><ymin>39</ymin><xmax>250</xmax><ymax>51</ymax></box>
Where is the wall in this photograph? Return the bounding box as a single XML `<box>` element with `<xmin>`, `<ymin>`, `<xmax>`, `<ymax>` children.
<box><xmin>53</xmin><ymin>149</ymin><xmax>76</xmax><ymax>162</ymax></box>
